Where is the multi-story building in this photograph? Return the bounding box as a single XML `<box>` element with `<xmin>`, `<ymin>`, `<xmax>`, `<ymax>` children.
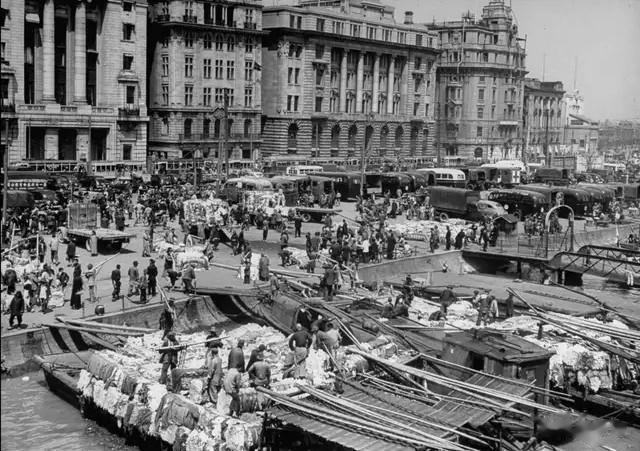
<box><xmin>147</xmin><ymin>0</ymin><xmax>263</xmax><ymax>167</ymax></box>
<box><xmin>431</xmin><ymin>0</ymin><xmax>526</xmax><ymax>165</ymax></box>
<box><xmin>523</xmin><ymin>78</ymin><xmax>565</xmax><ymax>164</ymax></box>
<box><xmin>260</xmin><ymin>0</ymin><xmax>439</xmax><ymax>165</ymax></box>
<box><xmin>0</xmin><ymin>0</ymin><xmax>148</xmax><ymax>175</ymax></box>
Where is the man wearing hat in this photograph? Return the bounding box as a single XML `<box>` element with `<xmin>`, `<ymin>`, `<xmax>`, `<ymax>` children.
<box><xmin>205</xmin><ymin>326</ymin><xmax>223</xmax><ymax>369</ymax></box>
<box><xmin>403</xmin><ymin>274</ymin><xmax>414</xmax><ymax>306</ymax></box>
<box><xmin>228</xmin><ymin>339</ymin><xmax>246</xmax><ymax>372</ymax></box>
<box><xmin>439</xmin><ymin>285</ymin><xmax>457</xmax><ymax>319</ymax></box>
<box><xmin>158</xmin><ymin>331</ymin><xmax>181</xmax><ymax>388</ymax></box>
<box><xmin>147</xmin><ymin>258</ymin><xmax>158</xmax><ymax>298</ymax></box>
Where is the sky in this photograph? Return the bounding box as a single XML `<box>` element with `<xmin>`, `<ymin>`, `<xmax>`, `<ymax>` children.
<box><xmin>390</xmin><ymin>0</ymin><xmax>640</xmax><ymax>121</ymax></box>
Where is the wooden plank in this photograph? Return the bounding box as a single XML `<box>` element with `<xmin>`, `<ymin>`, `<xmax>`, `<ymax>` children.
<box><xmin>61</xmin><ymin>317</ymin><xmax>155</xmax><ymax>334</ymax></box>
<box><xmin>44</xmin><ymin>322</ymin><xmax>143</xmax><ymax>337</ymax></box>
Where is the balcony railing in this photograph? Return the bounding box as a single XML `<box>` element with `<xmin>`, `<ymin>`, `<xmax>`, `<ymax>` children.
<box><xmin>244</xmin><ymin>22</ymin><xmax>257</xmax><ymax>30</ymax></box>
<box><xmin>119</xmin><ymin>105</ymin><xmax>140</xmax><ymax>117</ymax></box>
<box><xmin>204</xmin><ymin>19</ymin><xmax>237</xmax><ymax>28</ymax></box>
<box><xmin>183</xmin><ymin>15</ymin><xmax>197</xmax><ymax>23</ymax></box>
<box><xmin>228</xmin><ymin>133</ymin><xmax>261</xmax><ymax>140</ymax></box>
<box><xmin>156</xmin><ymin>14</ymin><xmax>170</xmax><ymax>22</ymax></box>
<box><xmin>1</xmin><ymin>102</ymin><xmax>15</xmax><ymax>112</ymax></box>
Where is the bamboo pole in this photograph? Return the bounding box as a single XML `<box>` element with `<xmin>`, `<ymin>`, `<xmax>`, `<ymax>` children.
<box><xmin>155</xmin><ymin>335</ymin><xmax>225</xmax><ymax>352</ymax></box>
<box><xmin>60</xmin><ymin>317</ymin><xmax>155</xmax><ymax>334</ymax></box>
<box><xmin>43</xmin><ymin>322</ymin><xmax>143</xmax><ymax>337</ymax></box>
<box><xmin>348</xmin><ymin>348</ymin><xmax>566</xmax><ymax>414</ymax></box>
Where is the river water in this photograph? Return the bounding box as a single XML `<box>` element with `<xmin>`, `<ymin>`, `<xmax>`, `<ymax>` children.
<box><xmin>1</xmin><ymin>373</ymin><xmax>137</xmax><ymax>451</ymax></box>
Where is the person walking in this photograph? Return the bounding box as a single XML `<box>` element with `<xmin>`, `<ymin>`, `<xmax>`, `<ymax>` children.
<box><xmin>71</xmin><ymin>270</ymin><xmax>83</xmax><ymax>310</ymax></box>
<box><xmin>262</xmin><ymin>221</ymin><xmax>269</xmax><ymax>241</ymax></box>
<box><xmin>127</xmin><ymin>261</ymin><xmax>140</xmax><ymax>296</ymax></box>
<box><xmin>66</xmin><ymin>241</ymin><xmax>76</xmax><ymax>266</ymax></box>
<box><xmin>228</xmin><ymin>339</ymin><xmax>246</xmax><ymax>372</ymax></box>
<box><xmin>89</xmin><ymin>230</ymin><xmax>98</xmax><ymax>257</ymax></box>
<box><xmin>111</xmin><ymin>264</ymin><xmax>121</xmax><ymax>302</ymax></box>
<box><xmin>9</xmin><ymin>291</ymin><xmax>25</xmax><ymax>328</ymax></box>
<box><xmin>142</xmin><ymin>230</ymin><xmax>151</xmax><ymax>257</ymax></box>
<box><xmin>207</xmin><ymin>347</ymin><xmax>223</xmax><ymax>403</ymax></box>
<box><xmin>139</xmin><ymin>269</ymin><xmax>148</xmax><ymax>304</ymax></box>
<box><xmin>294</xmin><ymin>214</ymin><xmax>302</xmax><ymax>238</ymax></box>
<box><xmin>258</xmin><ymin>253</ymin><xmax>270</xmax><ymax>282</ymax></box>
<box><xmin>147</xmin><ymin>259</ymin><xmax>158</xmax><ymax>298</ymax></box>
<box><xmin>50</xmin><ymin>235</ymin><xmax>59</xmax><ymax>265</ymax></box>
<box><xmin>159</xmin><ymin>299</ymin><xmax>176</xmax><ymax>338</ymax></box>
<box><xmin>85</xmin><ymin>264</ymin><xmax>97</xmax><ymax>303</ymax></box>
<box><xmin>222</xmin><ymin>366</ymin><xmax>242</xmax><ymax>417</ymax></box>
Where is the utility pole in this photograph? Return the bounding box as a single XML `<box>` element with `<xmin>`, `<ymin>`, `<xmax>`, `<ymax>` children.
<box><xmin>2</xmin><ymin>95</ymin><xmax>9</xmax><ymax>226</ymax></box>
<box><xmin>223</xmin><ymin>90</ymin><xmax>229</xmax><ymax>178</ymax></box>
<box><xmin>361</xmin><ymin>113</ymin><xmax>374</xmax><ymax>197</ymax></box>
<box><xmin>544</xmin><ymin>108</ymin><xmax>550</xmax><ymax>167</ymax></box>
<box><xmin>87</xmin><ymin>115</ymin><xmax>93</xmax><ymax>176</ymax></box>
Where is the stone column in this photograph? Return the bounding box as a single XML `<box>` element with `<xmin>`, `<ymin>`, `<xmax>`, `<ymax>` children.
<box><xmin>355</xmin><ymin>52</ymin><xmax>364</xmax><ymax>113</ymax></box>
<box><xmin>372</xmin><ymin>53</ymin><xmax>380</xmax><ymax>113</ymax></box>
<box><xmin>42</xmin><ymin>0</ymin><xmax>56</xmax><ymax>102</ymax></box>
<box><xmin>400</xmin><ymin>58</ymin><xmax>408</xmax><ymax>114</ymax></box>
<box><xmin>339</xmin><ymin>49</ymin><xmax>348</xmax><ymax>113</ymax></box>
<box><xmin>386</xmin><ymin>56</ymin><xmax>395</xmax><ymax>114</ymax></box>
<box><xmin>74</xmin><ymin>0</ymin><xmax>87</xmax><ymax>103</ymax></box>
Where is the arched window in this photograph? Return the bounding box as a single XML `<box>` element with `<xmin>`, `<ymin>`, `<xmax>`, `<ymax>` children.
<box><xmin>331</xmin><ymin>125</ymin><xmax>340</xmax><ymax>149</ymax></box>
<box><xmin>203</xmin><ymin>118</ymin><xmax>211</xmax><ymax>138</ymax></box>
<box><xmin>183</xmin><ymin>118</ymin><xmax>192</xmax><ymax>138</ymax></box>
<box><xmin>380</xmin><ymin>125</ymin><xmax>389</xmax><ymax>150</ymax></box>
<box><xmin>227</xmin><ymin>36</ymin><xmax>235</xmax><ymax>52</ymax></box>
<box><xmin>394</xmin><ymin>126</ymin><xmax>404</xmax><ymax>148</ymax></box>
<box><xmin>287</xmin><ymin>123</ymin><xmax>299</xmax><ymax>152</ymax></box>
<box><xmin>244</xmin><ymin>119</ymin><xmax>252</xmax><ymax>137</ymax></box>
<box><xmin>214</xmin><ymin>119</ymin><xmax>221</xmax><ymax>138</ymax></box>
<box><xmin>365</xmin><ymin>125</ymin><xmax>374</xmax><ymax>151</ymax></box>
<box><xmin>409</xmin><ymin>127</ymin><xmax>419</xmax><ymax>155</ymax></box>
<box><xmin>474</xmin><ymin>147</ymin><xmax>483</xmax><ymax>159</ymax></box>
<box><xmin>348</xmin><ymin>124</ymin><xmax>358</xmax><ymax>149</ymax></box>
<box><xmin>226</xmin><ymin>119</ymin><xmax>233</xmax><ymax>136</ymax></box>
<box><xmin>215</xmin><ymin>34</ymin><xmax>224</xmax><ymax>50</ymax></box>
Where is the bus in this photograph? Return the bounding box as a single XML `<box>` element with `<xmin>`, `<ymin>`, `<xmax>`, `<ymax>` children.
<box><xmin>6</xmin><ymin>171</ymin><xmax>58</xmax><ymax>190</ymax></box>
<box><xmin>222</xmin><ymin>177</ymin><xmax>274</xmax><ymax>204</ymax></box>
<box><xmin>416</xmin><ymin>168</ymin><xmax>466</xmax><ymax>187</ymax></box>
<box><xmin>519</xmin><ymin>185</ymin><xmax>592</xmax><ymax>217</ymax></box>
<box><xmin>285</xmin><ymin>165</ymin><xmax>324</xmax><ymax>176</ymax></box>
<box><xmin>309</xmin><ymin>171</ymin><xmax>361</xmax><ymax>200</ymax></box>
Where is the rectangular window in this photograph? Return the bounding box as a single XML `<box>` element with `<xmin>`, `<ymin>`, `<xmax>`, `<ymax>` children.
<box><xmin>161</xmin><ymin>37</ymin><xmax>169</xmax><ymax>48</ymax></box>
<box><xmin>245</xmin><ymin>38</ymin><xmax>254</xmax><ymax>53</ymax></box>
<box><xmin>161</xmin><ymin>84</ymin><xmax>169</xmax><ymax>105</ymax></box>
<box><xmin>184</xmin><ymin>85</ymin><xmax>193</xmax><ymax>105</ymax></box>
<box><xmin>244</xmin><ymin>87</ymin><xmax>253</xmax><ymax>107</ymax></box>
<box><xmin>491</xmin><ymin>106</ymin><xmax>495</xmax><ymax>118</ymax></box>
<box><xmin>122</xmin><ymin>54</ymin><xmax>134</xmax><ymax>70</ymax></box>
<box><xmin>414</xmin><ymin>57</ymin><xmax>421</xmax><ymax>69</ymax></box>
<box><xmin>122</xmin><ymin>144</ymin><xmax>132</xmax><ymax>160</ymax></box>
<box><xmin>367</xmin><ymin>26</ymin><xmax>376</xmax><ymax>40</ymax></box>
<box><xmin>122</xmin><ymin>24</ymin><xmax>135</xmax><ymax>40</ymax></box>
<box><xmin>477</xmin><ymin>126</ymin><xmax>483</xmax><ymax>138</ymax></box>
<box><xmin>316</xmin><ymin>18</ymin><xmax>325</xmax><ymax>32</ymax></box>
<box><xmin>184</xmin><ymin>56</ymin><xmax>193</xmax><ymax>77</ymax></box>
<box><xmin>226</xmin><ymin>89</ymin><xmax>234</xmax><ymax>106</ymax></box>
<box><xmin>203</xmin><ymin>59</ymin><xmax>212</xmax><ymax>78</ymax></box>
<box><xmin>226</xmin><ymin>61</ymin><xmax>235</xmax><ymax>79</ymax></box>
<box><xmin>383</xmin><ymin>28</ymin><xmax>392</xmax><ymax>41</ymax></box>
<box><xmin>315</xmin><ymin>68</ymin><xmax>324</xmax><ymax>85</ymax></box>
<box><xmin>204</xmin><ymin>34</ymin><xmax>212</xmax><ymax>49</ymax></box>
<box><xmin>415</xmin><ymin>34</ymin><xmax>423</xmax><ymax>46</ymax></box>
<box><xmin>350</xmin><ymin>24</ymin><xmax>360</xmax><ymax>37</ymax></box>
<box><xmin>203</xmin><ymin>87</ymin><xmax>212</xmax><ymax>106</ymax></box>
<box><xmin>479</xmin><ymin>76</ymin><xmax>485</xmax><ymax>84</ymax></box>
<box><xmin>123</xmin><ymin>1</ymin><xmax>134</xmax><ymax>12</ymax></box>
<box><xmin>478</xmin><ymin>88</ymin><xmax>484</xmax><ymax>101</ymax></box>
<box><xmin>315</xmin><ymin>44</ymin><xmax>324</xmax><ymax>59</ymax></box>
<box><xmin>215</xmin><ymin>60</ymin><xmax>223</xmax><ymax>79</ymax></box>
<box><xmin>126</xmin><ymin>85</ymin><xmax>136</xmax><ymax>104</ymax></box>
<box><xmin>397</xmin><ymin>32</ymin><xmax>406</xmax><ymax>44</ymax></box>
<box><xmin>413</xmin><ymin>102</ymin><xmax>420</xmax><ymax>116</ymax></box>
<box><xmin>215</xmin><ymin>88</ymin><xmax>224</xmax><ymax>105</ymax></box>
<box><xmin>287</xmin><ymin>68</ymin><xmax>293</xmax><ymax>84</ymax></box>
<box><xmin>315</xmin><ymin>96</ymin><xmax>323</xmax><ymax>112</ymax></box>
<box><xmin>477</xmin><ymin>106</ymin><xmax>484</xmax><ymax>119</ymax></box>
<box><xmin>244</xmin><ymin>61</ymin><xmax>253</xmax><ymax>81</ymax></box>
<box><xmin>294</xmin><ymin>68</ymin><xmax>300</xmax><ymax>84</ymax></box>
<box><xmin>161</xmin><ymin>54</ymin><xmax>169</xmax><ymax>76</ymax></box>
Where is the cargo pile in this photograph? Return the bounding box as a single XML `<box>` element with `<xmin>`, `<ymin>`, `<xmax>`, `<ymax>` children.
<box><xmin>387</xmin><ymin>219</ymin><xmax>470</xmax><ymax>241</ymax></box>
<box><xmin>183</xmin><ymin>198</ymin><xmax>227</xmax><ymax>224</ymax></box>
<box><xmin>74</xmin><ymin>324</ymin><xmax>341</xmax><ymax>449</ymax></box>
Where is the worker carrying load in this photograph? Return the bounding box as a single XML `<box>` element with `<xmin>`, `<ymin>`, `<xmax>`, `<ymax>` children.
<box><xmin>158</xmin><ymin>331</ymin><xmax>184</xmax><ymax>389</ymax></box>
<box><xmin>247</xmin><ymin>352</ymin><xmax>271</xmax><ymax>388</ymax></box>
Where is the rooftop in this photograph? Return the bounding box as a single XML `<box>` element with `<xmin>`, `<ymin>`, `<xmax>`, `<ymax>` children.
<box><xmin>444</xmin><ymin>330</ymin><xmax>554</xmax><ymax>363</ymax></box>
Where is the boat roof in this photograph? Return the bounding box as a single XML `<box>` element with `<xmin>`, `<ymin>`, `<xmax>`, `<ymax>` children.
<box><xmin>444</xmin><ymin>330</ymin><xmax>554</xmax><ymax>363</ymax></box>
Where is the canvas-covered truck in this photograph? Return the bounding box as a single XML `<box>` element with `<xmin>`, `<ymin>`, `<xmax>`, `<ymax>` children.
<box><xmin>427</xmin><ymin>186</ymin><xmax>507</xmax><ymax>221</ymax></box>
<box><xmin>58</xmin><ymin>203</ymin><xmax>135</xmax><ymax>253</ymax></box>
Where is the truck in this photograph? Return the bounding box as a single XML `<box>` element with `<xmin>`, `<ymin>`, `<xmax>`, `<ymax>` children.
<box><xmin>58</xmin><ymin>203</ymin><xmax>135</xmax><ymax>253</ymax></box>
<box><xmin>427</xmin><ymin>186</ymin><xmax>507</xmax><ymax>221</ymax></box>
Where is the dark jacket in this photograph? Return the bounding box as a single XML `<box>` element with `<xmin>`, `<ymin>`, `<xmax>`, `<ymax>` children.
<box><xmin>227</xmin><ymin>347</ymin><xmax>245</xmax><ymax>372</ymax></box>
<box><xmin>9</xmin><ymin>294</ymin><xmax>24</xmax><ymax>314</ymax></box>
<box><xmin>289</xmin><ymin>330</ymin><xmax>311</xmax><ymax>350</ymax></box>
<box><xmin>147</xmin><ymin>263</ymin><xmax>158</xmax><ymax>279</ymax></box>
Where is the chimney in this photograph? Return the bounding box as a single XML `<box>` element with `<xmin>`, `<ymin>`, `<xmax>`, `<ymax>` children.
<box><xmin>404</xmin><ymin>11</ymin><xmax>414</xmax><ymax>25</ymax></box>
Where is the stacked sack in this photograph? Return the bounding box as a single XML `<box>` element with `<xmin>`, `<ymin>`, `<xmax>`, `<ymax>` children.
<box><xmin>76</xmin><ymin>353</ymin><xmax>262</xmax><ymax>449</ymax></box>
<box><xmin>547</xmin><ymin>342</ymin><xmax>612</xmax><ymax>393</ymax></box>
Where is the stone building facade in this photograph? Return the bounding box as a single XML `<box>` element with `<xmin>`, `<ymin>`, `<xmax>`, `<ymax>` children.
<box><xmin>260</xmin><ymin>0</ymin><xmax>439</xmax><ymax>165</ymax></box>
<box><xmin>0</xmin><ymin>0</ymin><xmax>148</xmax><ymax>174</ymax></box>
<box><xmin>431</xmin><ymin>0</ymin><xmax>526</xmax><ymax>166</ymax></box>
<box><xmin>523</xmin><ymin>78</ymin><xmax>565</xmax><ymax>164</ymax></box>
<box><xmin>147</xmin><ymin>0</ymin><xmax>263</xmax><ymax>165</ymax></box>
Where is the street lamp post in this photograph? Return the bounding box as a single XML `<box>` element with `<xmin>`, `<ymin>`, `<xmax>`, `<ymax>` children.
<box><xmin>361</xmin><ymin>112</ymin><xmax>375</xmax><ymax>198</ymax></box>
